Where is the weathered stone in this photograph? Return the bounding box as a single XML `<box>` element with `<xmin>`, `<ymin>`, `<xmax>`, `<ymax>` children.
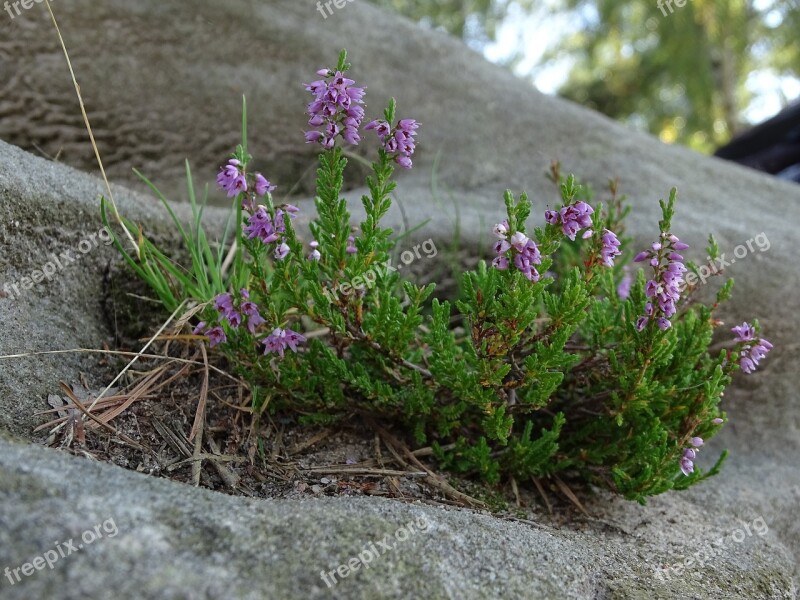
<box><xmin>0</xmin><ymin>0</ymin><xmax>798</xmax><ymax>598</ymax></box>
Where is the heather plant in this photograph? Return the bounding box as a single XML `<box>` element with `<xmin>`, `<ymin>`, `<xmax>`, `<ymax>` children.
<box><xmin>102</xmin><ymin>50</ymin><xmax>772</xmax><ymax>504</ymax></box>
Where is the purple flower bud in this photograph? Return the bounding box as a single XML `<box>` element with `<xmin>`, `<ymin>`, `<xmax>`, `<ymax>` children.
<box><xmin>493</xmin><ymin>239</ymin><xmax>511</xmax><ymax>254</ymax></box>
<box><xmin>206</xmin><ymin>326</ymin><xmax>227</xmax><ymax>348</ymax></box>
<box><xmin>227</xmin><ymin>311</ymin><xmax>242</xmax><ymax>329</ymax></box>
<box><xmin>617</xmin><ymin>273</ymin><xmax>632</xmax><ymax>300</ymax></box>
<box><xmin>634</xmin><ymin>251</ymin><xmax>650</xmax><ymax>263</ymax></box>
<box><xmin>492</xmin><ymin>256</ymin><xmax>509</xmax><ymax>270</ymax></box>
<box><xmin>274</xmin><ymin>242</ymin><xmax>290</xmax><ymax>261</ymax></box>
<box><xmin>680</xmin><ymin>457</ymin><xmax>694</xmax><ymax>476</ymax></box>
<box><xmin>690</xmin><ymin>437</ymin><xmax>704</xmax><ymax>448</ymax></box>
<box><xmin>712</xmin><ymin>418</ymin><xmax>724</xmax><ymax>425</ymax></box>
<box><xmin>254</xmin><ymin>173</ymin><xmax>276</xmax><ymax>196</ymax></box>
<box><xmin>509</xmin><ymin>232</ymin><xmax>529</xmax><ymax>251</ymax></box>
<box><xmin>731</xmin><ymin>322</ymin><xmax>756</xmax><ymax>342</ymax></box>
<box><xmin>492</xmin><ymin>222</ymin><xmax>508</xmax><ymax>239</ymax></box>
<box><xmin>544</xmin><ymin>210</ymin><xmax>560</xmax><ymax>225</ymax></box>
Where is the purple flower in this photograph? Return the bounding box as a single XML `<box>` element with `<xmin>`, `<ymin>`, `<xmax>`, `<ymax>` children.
<box><xmin>262</xmin><ymin>327</ymin><xmax>306</xmax><ymax>357</ymax></box>
<box><xmin>617</xmin><ymin>271</ymin><xmax>632</xmax><ymax>300</ymax></box>
<box><xmin>712</xmin><ymin>418</ymin><xmax>724</xmax><ymax>425</ymax></box>
<box><xmin>635</xmin><ymin>233</ymin><xmax>688</xmax><ymax>331</ymax></box>
<box><xmin>492</xmin><ymin>221</ymin><xmax>508</xmax><ymax>238</ymax></box>
<box><xmin>206</xmin><ymin>326</ymin><xmax>227</xmax><ymax>348</ymax></box>
<box><xmin>346</xmin><ymin>236</ymin><xmax>358</xmax><ymax>255</ymax></box>
<box><xmin>214</xmin><ymin>293</ymin><xmax>235</xmax><ymax>318</ymax></box>
<box><xmin>690</xmin><ymin>437</ymin><xmax>704</xmax><ymax>448</ymax></box>
<box><xmin>600</xmin><ymin>229</ymin><xmax>622</xmax><ymax>267</ymax></box>
<box><xmin>241</xmin><ymin>301</ymin><xmax>257</xmax><ymax>316</ymax></box>
<box><xmin>544</xmin><ymin>210</ymin><xmax>559</xmax><ymax>225</ymax></box>
<box><xmin>246</xmin><ymin>313</ymin><xmax>266</xmax><ymax>334</ymax></box>
<box><xmin>365</xmin><ymin>118</ymin><xmax>419</xmax><ymax>169</ymax></box>
<box><xmin>555</xmin><ymin>201</ymin><xmax>594</xmax><ymax>241</ymax></box>
<box><xmin>192</xmin><ymin>321</ymin><xmax>207</xmax><ymax>335</ymax></box>
<box><xmin>680</xmin><ymin>456</ymin><xmax>694</xmax><ymax>476</ymax></box>
<box><xmin>683</xmin><ymin>448</ymin><xmax>696</xmax><ymax>460</ymax></box>
<box><xmin>739</xmin><ymin>339</ymin><xmax>773</xmax><ymax>374</ymax></box>
<box><xmin>308</xmin><ymin>240</ymin><xmax>321</xmax><ymax>261</ymax></box>
<box><xmin>254</xmin><ymin>173</ymin><xmax>276</xmax><ymax>196</ymax></box>
<box><xmin>731</xmin><ymin>321</ymin><xmax>772</xmax><ymax>373</ymax></box>
<box><xmin>509</xmin><ymin>232</ymin><xmax>529</xmax><ymax>252</ymax></box>
<box><xmin>491</xmin><ymin>221</ymin><xmax>542</xmax><ymax>281</ymax></box>
<box><xmin>731</xmin><ymin>322</ymin><xmax>757</xmax><ymax>343</ymax></box>
<box><xmin>274</xmin><ymin>242</ymin><xmax>290</xmax><ymax>261</ymax></box>
<box><xmin>216</xmin><ymin>159</ymin><xmax>248</xmax><ymax>198</ymax></box>
<box><xmin>493</xmin><ymin>239</ymin><xmax>511</xmax><ymax>254</ymax></box>
<box><xmin>226</xmin><ymin>311</ymin><xmax>242</xmax><ymax>329</ymax></box>
<box><xmin>492</xmin><ymin>256</ymin><xmax>509</xmax><ymax>270</ymax></box>
<box><xmin>304</xmin><ymin>67</ymin><xmax>366</xmax><ymax>148</ymax></box>
<box><xmin>244</xmin><ymin>206</ymin><xmax>279</xmax><ymax>245</ymax></box>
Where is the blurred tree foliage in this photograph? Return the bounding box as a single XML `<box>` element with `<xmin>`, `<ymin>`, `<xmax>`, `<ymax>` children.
<box><xmin>366</xmin><ymin>0</ymin><xmax>520</xmax><ymax>42</ymax></box>
<box><xmin>367</xmin><ymin>0</ymin><xmax>800</xmax><ymax>151</ymax></box>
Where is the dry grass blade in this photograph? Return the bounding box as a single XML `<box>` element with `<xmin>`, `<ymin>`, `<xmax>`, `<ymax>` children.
<box><xmin>57</xmin><ymin>382</ymin><xmax>151</xmax><ymax>455</ymax></box>
<box><xmin>300</xmin><ymin>466</ymin><xmax>428</xmax><ymax>477</ymax></box>
<box><xmin>373</xmin><ymin>423</ymin><xmax>487</xmax><ymax>509</ymax></box>
<box><xmin>532</xmin><ymin>477</ymin><xmax>553</xmax><ymax>515</ymax></box>
<box><xmin>43</xmin><ymin>0</ymin><xmax>137</xmax><ymax>254</ymax></box>
<box><xmin>207</xmin><ymin>436</ymin><xmax>241</xmax><ymax>489</ymax></box>
<box><xmin>189</xmin><ymin>342</ymin><xmax>210</xmax><ymax>442</ymax></box>
<box><xmin>0</xmin><ymin>349</ymin><xmax>239</xmax><ymax>382</ymax></box>
<box><xmin>287</xmin><ymin>429</ymin><xmax>332</xmax><ymax>456</ymax></box>
<box><xmin>86</xmin><ymin>300</ymin><xmax>187</xmax><ymax>414</ymax></box>
<box><xmin>554</xmin><ymin>476</ymin><xmax>591</xmax><ymax>517</ymax></box>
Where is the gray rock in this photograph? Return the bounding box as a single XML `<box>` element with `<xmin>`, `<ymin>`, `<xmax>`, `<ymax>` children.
<box><xmin>0</xmin><ymin>0</ymin><xmax>799</xmax><ymax>598</ymax></box>
<box><xmin>0</xmin><ymin>437</ymin><xmax>796</xmax><ymax>600</ymax></box>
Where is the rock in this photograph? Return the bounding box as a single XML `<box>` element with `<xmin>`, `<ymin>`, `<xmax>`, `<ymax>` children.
<box><xmin>1</xmin><ymin>0</ymin><xmax>799</xmax><ymax>598</ymax></box>
<box><xmin>0</xmin><ymin>436</ymin><xmax>795</xmax><ymax>600</ymax></box>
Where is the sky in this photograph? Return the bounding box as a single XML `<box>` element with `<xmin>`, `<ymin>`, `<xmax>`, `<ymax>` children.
<box><xmin>481</xmin><ymin>0</ymin><xmax>800</xmax><ymax>125</ymax></box>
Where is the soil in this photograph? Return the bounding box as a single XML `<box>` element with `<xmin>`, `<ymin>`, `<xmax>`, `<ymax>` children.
<box><xmin>39</xmin><ymin>345</ymin><xmax>588</xmax><ymax>528</ymax></box>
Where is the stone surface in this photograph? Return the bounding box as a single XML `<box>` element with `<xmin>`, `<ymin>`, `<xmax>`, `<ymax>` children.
<box><xmin>0</xmin><ymin>0</ymin><xmax>799</xmax><ymax>598</ymax></box>
<box><xmin>0</xmin><ymin>436</ymin><xmax>796</xmax><ymax>600</ymax></box>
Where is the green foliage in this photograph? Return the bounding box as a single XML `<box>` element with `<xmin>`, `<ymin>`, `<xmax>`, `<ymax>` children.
<box><xmin>369</xmin><ymin>0</ymin><xmax>799</xmax><ymax>151</ymax></box>
<box><xmin>103</xmin><ymin>51</ymin><xmax>768</xmax><ymax>505</ymax></box>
